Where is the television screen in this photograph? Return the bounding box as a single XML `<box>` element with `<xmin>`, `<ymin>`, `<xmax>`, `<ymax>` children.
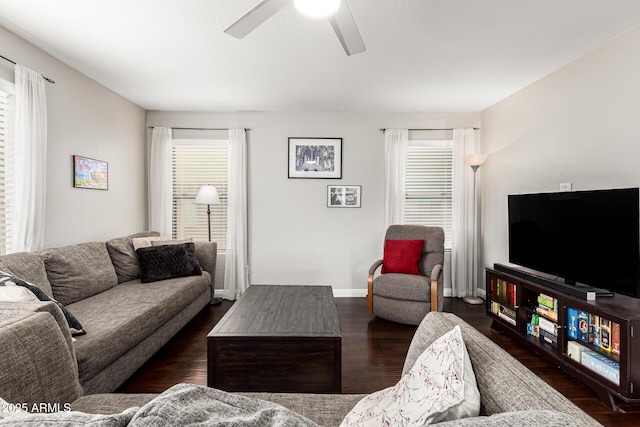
<box><xmin>508</xmin><ymin>188</ymin><xmax>640</xmax><ymax>298</ymax></box>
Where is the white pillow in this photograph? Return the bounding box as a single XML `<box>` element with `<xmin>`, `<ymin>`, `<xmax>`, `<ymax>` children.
<box><xmin>132</xmin><ymin>236</ymin><xmax>171</xmax><ymax>251</ymax></box>
<box><xmin>341</xmin><ymin>325</ymin><xmax>480</xmax><ymax>426</ymax></box>
<box><xmin>0</xmin><ymin>284</ymin><xmax>40</xmax><ymax>302</ymax></box>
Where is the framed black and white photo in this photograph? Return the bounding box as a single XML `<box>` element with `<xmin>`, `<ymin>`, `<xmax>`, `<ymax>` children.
<box><xmin>288</xmin><ymin>137</ymin><xmax>342</xmax><ymax>179</ymax></box>
<box><xmin>328</xmin><ymin>185</ymin><xmax>361</xmax><ymax>208</ymax></box>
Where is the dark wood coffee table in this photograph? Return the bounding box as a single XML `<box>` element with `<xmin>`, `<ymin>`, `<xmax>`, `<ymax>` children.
<box><xmin>207</xmin><ymin>285</ymin><xmax>341</xmax><ymax>393</ymax></box>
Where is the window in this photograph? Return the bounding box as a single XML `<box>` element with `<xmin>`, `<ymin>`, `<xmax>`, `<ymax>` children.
<box><xmin>172</xmin><ymin>139</ymin><xmax>228</xmax><ymax>248</ymax></box>
<box><xmin>0</xmin><ymin>86</ymin><xmax>14</xmax><ymax>255</ymax></box>
<box><xmin>404</xmin><ymin>140</ymin><xmax>453</xmax><ymax>248</ymax></box>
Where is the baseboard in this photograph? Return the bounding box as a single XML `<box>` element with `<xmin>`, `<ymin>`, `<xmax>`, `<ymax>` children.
<box><xmin>223</xmin><ymin>287</ymin><xmax>485</xmax><ymax>300</ymax></box>
<box><xmin>332</xmin><ymin>288</ymin><xmax>368</xmax><ymax>298</ymax></box>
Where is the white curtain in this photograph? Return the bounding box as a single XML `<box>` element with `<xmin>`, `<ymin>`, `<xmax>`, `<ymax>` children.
<box><xmin>451</xmin><ymin>128</ymin><xmax>477</xmax><ymax>297</ymax></box>
<box><xmin>384</xmin><ymin>129</ymin><xmax>408</xmax><ymax>228</ymax></box>
<box><xmin>11</xmin><ymin>65</ymin><xmax>47</xmax><ymax>253</ymax></box>
<box><xmin>148</xmin><ymin>127</ymin><xmax>173</xmax><ymax>236</ymax></box>
<box><xmin>223</xmin><ymin>128</ymin><xmax>249</xmax><ymax>300</ymax></box>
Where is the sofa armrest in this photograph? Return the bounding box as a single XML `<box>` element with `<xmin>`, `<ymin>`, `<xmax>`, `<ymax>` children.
<box><xmin>0</xmin><ymin>311</ymin><xmax>82</xmax><ymax>406</ymax></box>
<box><xmin>0</xmin><ymin>300</ymin><xmax>76</xmax><ymax>364</ymax></box>
<box><xmin>402</xmin><ymin>312</ymin><xmax>602</xmax><ymax>426</ymax></box>
<box><xmin>194</xmin><ymin>241</ymin><xmax>217</xmax><ymax>302</ymax></box>
<box><xmin>367</xmin><ymin>259</ymin><xmax>384</xmax><ymax>314</ymax></box>
<box><xmin>430</xmin><ymin>264</ymin><xmax>443</xmax><ymax>312</ymax></box>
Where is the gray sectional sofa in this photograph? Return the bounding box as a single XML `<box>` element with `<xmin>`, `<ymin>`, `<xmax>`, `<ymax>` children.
<box><xmin>0</xmin><ymin>231</ymin><xmax>216</xmax><ymax>395</ymax></box>
<box><xmin>0</xmin><ymin>297</ymin><xmax>602</xmax><ymax>425</ymax></box>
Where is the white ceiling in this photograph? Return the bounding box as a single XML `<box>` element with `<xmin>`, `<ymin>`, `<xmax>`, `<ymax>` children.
<box><xmin>1</xmin><ymin>0</ymin><xmax>639</xmax><ymax>112</ymax></box>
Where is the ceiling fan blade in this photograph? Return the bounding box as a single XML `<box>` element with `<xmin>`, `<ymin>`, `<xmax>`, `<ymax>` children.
<box><xmin>329</xmin><ymin>1</ymin><xmax>366</xmax><ymax>56</ymax></box>
<box><xmin>224</xmin><ymin>0</ymin><xmax>291</xmax><ymax>39</ymax></box>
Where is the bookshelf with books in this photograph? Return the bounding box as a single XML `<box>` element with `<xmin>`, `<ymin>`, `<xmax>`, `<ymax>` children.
<box><xmin>486</xmin><ymin>267</ymin><xmax>640</xmax><ymax>409</ymax></box>
<box><xmin>486</xmin><ymin>273</ymin><xmax>518</xmax><ymax>329</ymax></box>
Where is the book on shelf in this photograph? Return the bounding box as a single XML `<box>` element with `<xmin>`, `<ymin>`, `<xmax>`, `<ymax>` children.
<box><xmin>600</xmin><ymin>318</ymin><xmax>612</xmax><ymax>352</ymax></box>
<box><xmin>493</xmin><ymin>278</ymin><xmax>517</xmax><ymax>307</ymax></box>
<box><xmin>612</xmin><ymin>322</ymin><xmax>621</xmax><ymax>355</ymax></box>
<box><xmin>577</xmin><ymin>310</ymin><xmax>590</xmax><ymax>344</ymax></box>
<box><xmin>538</xmin><ymin>316</ymin><xmax>557</xmax><ymax>336</ymax></box>
<box><xmin>535</xmin><ymin>305</ymin><xmax>558</xmax><ymax>322</ymax></box>
<box><xmin>581</xmin><ymin>350</ymin><xmax>620</xmax><ymax>385</ymax></box>
<box><xmin>497</xmin><ymin>311</ymin><xmax>516</xmax><ymax>326</ymax></box>
<box><xmin>567</xmin><ymin>307</ymin><xmax>579</xmax><ymax>340</ymax></box>
<box><xmin>540</xmin><ymin>328</ymin><xmax>558</xmax><ymax>345</ymax></box>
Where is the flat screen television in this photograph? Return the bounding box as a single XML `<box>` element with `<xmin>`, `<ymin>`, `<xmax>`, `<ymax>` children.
<box><xmin>508</xmin><ymin>187</ymin><xmax>640</xmax><ymax>298</ymax></box>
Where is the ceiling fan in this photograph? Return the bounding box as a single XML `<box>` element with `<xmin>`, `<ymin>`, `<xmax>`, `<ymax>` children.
<box><xmin>224</xmin><ymin>0</ymin><xmax>366</xmax><ymax>56</ymax></box>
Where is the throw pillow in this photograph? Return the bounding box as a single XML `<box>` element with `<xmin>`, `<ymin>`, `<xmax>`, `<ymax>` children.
<box><xmin>0</xmin><ymin>285</ymin><xmax>39</xmax><ymax>302</ymax></box>
<box><xmin>340</xmin><ymin>325</ymin><xmax>480</xmax><ymax>426</ymax></box>
<box><xmin>0</xmin><ymin>271</ymin><xmax>86</xmax><ymax>336</ymax></box>
<box><xmin>381</xmin><ymin>239</ymin><xmax>424</xmax><ymax>275</ymax></box>
<box><xmin>106</xmin><ymin>231</ymin><xmax>160</xmax><ymax>283</ymax></box>
<box><xmin>132</xmin><ymin>236</ymin><xmax>171</xmax><ymax>251</ymax></box>
<box><xmin>136</xmin><ymin>242</ymin><xmax>202</xmax><ymax>283</ymax></box>
<box><xmin>150</xmin><ymin>238</ymin><xmax>193</xmax><ymax>247</ymax></box>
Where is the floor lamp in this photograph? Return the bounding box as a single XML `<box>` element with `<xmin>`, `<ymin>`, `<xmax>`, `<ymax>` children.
<box><xmin>195</xmin><ymin>185</ymin><xmax>222</xmax><ymax>305</ymax></box>
<box><xmin>463</xmin><ymin>153</ymin><xmax>489</xmax><ymax>305</ymax></box>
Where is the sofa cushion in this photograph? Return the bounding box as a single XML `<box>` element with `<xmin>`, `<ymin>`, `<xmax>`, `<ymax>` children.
<box><xmin>106</xmin><ymin>231</ymin><xmax>160</xmax><ymax>283</ymax></box>
<box><xmin>435</xmin><ymin>410</ymin><xmax>590</xmax><ymax>427</ymax></box>
<box><xmin>372</xmin><ymin>273</ymin><xmax>430</xmax><ymax>302</ymax></box>
<box><xmin>0</xmin><ymin>252</ymin><xmax>53</xmax><ymax>297</ymax></box>
<box><xmin>136</xmin><ymin>243</ymin><xmax>202</xmax><ymax>283</ymax></box>
<box><xmin>342</xmin><ymin>325</ymin><xmax>480</xmax><ymax>426</ymax></box>
<box><xmin>67</xmin><ymin>273</ymin><xmax>210</xmax><ymax>385</ymax></box>
<box><xmin>42</xmin><ymin>242</ymin><xmax>119</xmax><ymax>305</ymax></box>
<box><xmin>381</xmin><ymin>239</ymin><xmax>423</xmax><ymax>275</ymax></box>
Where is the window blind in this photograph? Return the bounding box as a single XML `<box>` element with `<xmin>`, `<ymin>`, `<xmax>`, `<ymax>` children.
<box><xmin>172</xmin><ymin>140</ymin><xmax>228</xmax><ymax>248</ymax></box>
<box><xmin>404</xmin><ymin>140</ymin><xmax>453</xmax><ymax>248</ymax></box>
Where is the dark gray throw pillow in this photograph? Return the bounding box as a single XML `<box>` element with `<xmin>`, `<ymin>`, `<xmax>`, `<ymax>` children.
<box><xmin>0</xmin><ymin>271</ymin><xmax>86</xmax><ymax>336</ymax></box>
<box><xmin>136</xmin><ymin>242</ymin><xmax>202</xmax><ymax>283</ymax></box>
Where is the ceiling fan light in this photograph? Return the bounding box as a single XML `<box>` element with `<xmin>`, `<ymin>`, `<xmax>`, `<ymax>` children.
<box><xmin>294</xmin><ymin>0</ymin><xmax>341</xmax><ymax>19</ymax></box>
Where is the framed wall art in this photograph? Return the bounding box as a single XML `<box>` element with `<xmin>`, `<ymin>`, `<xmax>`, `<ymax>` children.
<box><xmin>73</xmin><ymin>155</ymin><xmax>108</xmax><ymax>190</ymax></box>
<box><xmin>327</xmin><ymin>185</ymin><xmax>361</xmax><ymax>208</ymax></box>
<box><xmin>288</xmin><ymin>137</ymin><xmax>342</xmax><ymax>179</ymax></box>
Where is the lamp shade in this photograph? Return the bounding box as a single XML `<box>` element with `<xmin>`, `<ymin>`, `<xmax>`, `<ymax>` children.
<box><xmin>294</xmin><ymin>0</ymin><xmax>341</xmax><ymax>19</ymax></box>
<box><xmin>194</xmin><ymin>185</ymin><xmax>220</xmax><ymax>205</ymax></box>
<box><xmin>463</xmin><ymin>153</ymin><xmax>489</xmax><ymax>167</ymax></box>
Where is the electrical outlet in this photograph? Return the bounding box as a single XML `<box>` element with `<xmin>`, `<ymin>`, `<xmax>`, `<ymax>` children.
<box><xmin>560</xmin><ymin>182</ymin><xmax>572</xmax><ymax>192</ymax></box>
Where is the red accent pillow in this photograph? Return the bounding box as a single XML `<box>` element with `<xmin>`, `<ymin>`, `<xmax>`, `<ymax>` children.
<box><xmin>382</xmin><ymin>239</ymin><xmax>424</xmax><ymax>275</ymax></box>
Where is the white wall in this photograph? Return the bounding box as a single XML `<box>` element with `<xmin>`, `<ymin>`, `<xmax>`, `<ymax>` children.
<box><xmin>0</xmin><ymin>26</ymin><xmax>147</xmax><ymax>248</ymax></box>
<box><xmin>480</xmin><ymin>25</ymin><xmax>640</xmax><ymax>288</ymax></box>
<box><xmin>147</xmin><ymin>111</ymin><xmax>479</xmax><ymax>294</ymax></box>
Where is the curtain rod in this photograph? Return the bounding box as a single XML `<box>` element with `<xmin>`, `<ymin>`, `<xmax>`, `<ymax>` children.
<box><xmin>0</xmin><ymin>55</ymin><xmax>55</xmax><ymax>84</ymax></box>
<box><xmin>380</xmin><ymin>127</ymin><xmax>479</xmax><ymax>132</ymax></box>
<box><xmin>147</xmin><ymin>126</ymin><xmax>251</xmax><ymax>131</ymax></box>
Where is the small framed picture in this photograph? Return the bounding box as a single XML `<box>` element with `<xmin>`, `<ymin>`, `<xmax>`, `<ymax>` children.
<box><xmin>288</xmin><ymin>137</ymin><xmax>342</xmax><ymax>179</ymax></box>
<box><xmin>328</xmin><ymin>185</ymin><xmax>361</xmax><ymax>208</ymax></box>
<box><xmin>73</xmin><ymin>155</ymin><xmax>108</xmax><ymax>190</ymax></box>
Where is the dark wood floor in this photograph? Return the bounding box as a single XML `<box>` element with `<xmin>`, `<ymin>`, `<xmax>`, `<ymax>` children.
<box><xmin>119</xmin><ymin>297</ymin><xmax>640</xmax><ymax>426</ymax></box>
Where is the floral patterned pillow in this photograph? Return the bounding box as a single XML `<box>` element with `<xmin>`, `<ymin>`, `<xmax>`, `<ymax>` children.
<box><xmin>341</xmin><ymin>325</ymin><xmax>480</xmax><ymax>426</ymax></box>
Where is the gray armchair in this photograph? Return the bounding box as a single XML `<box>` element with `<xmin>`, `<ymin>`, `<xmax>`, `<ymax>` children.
<box><xmin>367</xmin><ymin>225</ymin><xmax>445</xmax><ymax>325</ymax></box>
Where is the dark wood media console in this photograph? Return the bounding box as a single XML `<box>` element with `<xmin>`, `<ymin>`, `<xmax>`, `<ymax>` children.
<box><xmin>487</xmin><ymin>267</ymin><xmax>640</xmax><ymax>410</ymax></box>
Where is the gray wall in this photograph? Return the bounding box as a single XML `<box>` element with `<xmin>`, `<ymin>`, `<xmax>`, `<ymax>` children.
<box><xmin>480</xmin><ymin>25</ymin><xmax>640</xmax><ymax>288</ymax></box>
<box><xmin>0</xmin><ymin>26</ymin><xmax>147</xmax><ymax>248</ymax></box>
<box><xmin>147</xmin><ymin>111</ymin><xmax>479</xmax><ymax>295</ymax></box>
